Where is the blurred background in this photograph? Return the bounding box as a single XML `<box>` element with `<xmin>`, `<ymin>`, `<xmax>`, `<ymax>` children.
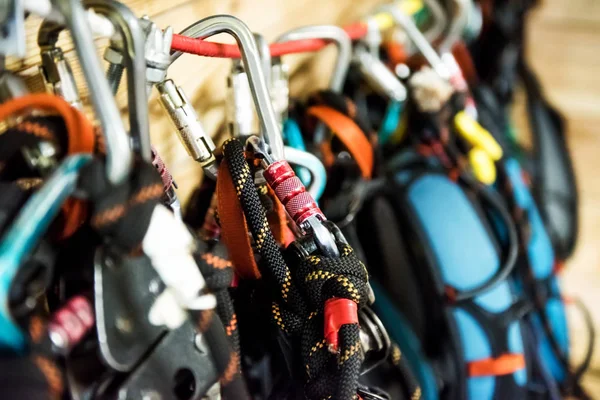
<box><xmin>9</xmin><ymin>0</ymin><xmax>599</xmax><ymax>394</ymax></box>
<box><xmin>513</xmin><ymin>0</ymin><xmax>600</xmax><ymax>393</ymax></box>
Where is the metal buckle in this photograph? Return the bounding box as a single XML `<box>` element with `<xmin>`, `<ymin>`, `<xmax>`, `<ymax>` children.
<box><xmin>359</xmin><ymin>306</ymin><xmax>391</xmax><ymax>375</ymax></box>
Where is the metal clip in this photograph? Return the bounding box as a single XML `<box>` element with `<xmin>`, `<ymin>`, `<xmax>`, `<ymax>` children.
<box><xmin>37</xmin><ymin>0</ymin><xmax>136</xmax><ymax>184</ymax></box>
<box><xmin>226</xmin><ymin>61</ymin><xmax>260</xmax><ymax>138</ymax></box>
<box><xmin>275</xmin><ymin>25</ymin><xmax>351</xmax><ymax>144</ymax></box>
<box><xmin>255</xmin><ymin>32</ymin><xmax>289</xmax><ymax>129</ymax></box>
<box><xmin>364</xmin><ymin>16</ymin><xmax>382</xmax><ymax>57</ymax></box>
<box><xmin>39</xmin><ymin>48</ymin><xmax>83</xmax><ymax>109</ymax></box>
<box><xmin>359</xmin><ymin>307</ymin><xmax>391</xmax><ymax>375</ymax></box>
<box><xmin>0</xmin><ymin>0</ymin><xmax>25</xmax><ymax>58</ymax></box>
<box><xmin>378</xmin><ymin>5</ymin><xmax>450</xmax><ymax>80</ymax></box>
<box><xmin>157</xmin><ymin>80</ymin><xmax>218</xmax><ymax>178</ymax></box>
<box><xmin>247</xmin><ymin>136</ymin><xmax>339</xmax><ymax>257</ymax></box>
<box><xmin>140</xmin><ymin>16</ymin><xmax>173</xmax><ymax>95</ymax></box>
<box><xmin>173</xmin><ymin>15</ymin><xmax>285</xmax><ymax>161</ymax></box>
<box><xmin>354</xmin><ymin>45</ymin><xmax>407</xmax><ymax>103</ymax></box>
<box><xmin>439</xmin><ymin>0</ymin><xmax>470</xmax><ymax>54</ymax></box>
<box><xmin>270</xmin><ymin>60</ymin><xmax>290</xmax><ymax>125</ymax></box>
<box><xmin>226</xmin><ymin>33</ymin><xmax>282</xmax><ymax>138</ymax></box>
<box><xmin>0</xmin><ymin>71</ymin><xmax>29</xmax><ymax>102</ymax></box>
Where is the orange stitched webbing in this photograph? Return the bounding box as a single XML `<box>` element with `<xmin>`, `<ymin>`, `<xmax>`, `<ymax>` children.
<box><xmin>0</xmin><ymin>93</ymin><xmax>95</xmax><ymax>154</ymax></box>
<box><xmin>0</xmin><ymin>94</ymin><xmax>97</xmax><ymax>240</ymax></box>
<box><xmin>34</xmin><ymin>355</ymin><xmax>64</xmax><ymax>399</ymax></box>
<box><xmin>52</xmin><ymin>199</ymin><xmax>90</xmax><ymax>241</ymax></box>
<box><xmin>467</xmin><ymin>353</ymin><xmax>526</xmax><ymax>377</ymax></box>
<box><xmin>308</xmin><ymin>105</ymin><xmax>374</xmax><ymax>179</ymax></box>
<box><xmin>216</xmin><ymin>160</ymin><xmax>261</xmax><ymax>279</ymax></box>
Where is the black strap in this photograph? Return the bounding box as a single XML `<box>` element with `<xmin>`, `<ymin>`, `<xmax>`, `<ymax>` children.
<box><xmin>194</xmin><ymin>241</ymin><xmax>248</xmax><ymax>399</ymax></box>
<box><xmin>458</xmin><ymin>299</ymin><xmax>532</xmax><ymax>399</ymax></box>
<box><xmin>78</xmin><ymin>159</ymin><xmax>250</xmax><ymax>399</ymax></box>
<box><xmin>77</xmin><ymin>159</ymin><xmax>162</xmax><ymax>252</ymax></box>
<box><xmin>518</xmin><ymin>60</ymin><xmax>578</xmax><ymax>260</ymax></box>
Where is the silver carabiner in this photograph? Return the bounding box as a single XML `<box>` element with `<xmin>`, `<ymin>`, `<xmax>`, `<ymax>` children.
<box><xmin>83</xmin><ymin>0</ymin><xmax>151</xmax><ymax>162</ymax></box>
<box><xmin>438</xmin><ymin>0</ymin><xmax>471</xmax><ymax>53</ymax></box>
<box><xmin>378</xmin><ymin>4</ymin><xmax>450</xmax><ymax>80</ymax></box>
<box><xmin>172</xmin><ymin>15</ymin><xmax>285</xmax><ymax>161</ymax></box>
<box><xmin>40</xmin><ymin>0</ymin><xmax>151</xmax><ymax>162</ymax></box>
<box><xmin>275</xmin><ymin>25</ymin><xmax>351</xmax><ymax>93</ymax></box>
<box><xmin>37</xmin><ymin>0</ymin><xmax>133</xmax><ymax>184</ymax></box>
<box><xmin>422</xmin><ymin>0</ymin><xmax>448</xmax><ymax>42</ymax></box>
<box><xmin>275</xmin><ymin>25</ymin><xmax>352</xmax><ymax>143</ymax></box>
<box><xmin>225</xmin><ymin>32</ymin><xmax>274</xmax><ymax>139</ymax></box>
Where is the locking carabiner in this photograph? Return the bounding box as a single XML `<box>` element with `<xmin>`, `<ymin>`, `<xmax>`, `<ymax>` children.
<box><xmin>172</xmin><ymin>15</ymin><xmax>285</xmax><ymax>162</ymax></box>
<box><xmin>38</xmin><ymin>0</ymin><xmax>132</xmax><ymax>185</ymax></box>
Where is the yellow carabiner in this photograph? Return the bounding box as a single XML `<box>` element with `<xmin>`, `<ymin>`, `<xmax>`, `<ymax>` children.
<box><xmin>454</xmin><ymin>111</ymin><xmax>503</xmax><ymax>161</ymax></box>
<box><xmin>469</xmin><ymin>147</ymin><xmax>497</xmax><ymax>185</ymax></box>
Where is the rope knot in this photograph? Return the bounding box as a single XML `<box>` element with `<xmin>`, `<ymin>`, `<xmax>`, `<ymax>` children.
<box><xmin>297</xmin><ymin>243</ymin><xmax>369</xmax><ymax>309</ymax></box>
<box><xmin>296</xmin><ymin>243</ymin><xmax>369</xmax><ymax>399</ymax></box>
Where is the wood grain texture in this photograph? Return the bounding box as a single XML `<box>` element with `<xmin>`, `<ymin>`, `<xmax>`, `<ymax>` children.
<box><xmin>514</xmin><ymin>0</ymin><xmax>600</xmax><ymax>394</ymax></box>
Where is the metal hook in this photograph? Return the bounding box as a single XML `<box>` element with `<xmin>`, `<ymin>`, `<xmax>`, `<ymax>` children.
<box><xmin>225</xmin><ymin>32</ymin><xmax>272</xmax><ymax>139</ymax></box>
<box><xmin>35</xmin><ymin>0</ymin><xmax>132</xmax><ymax>184</ymax></box>
<box><xmin>275</xmin><ymin>25</ymin><xmax>352</xmax><ymax>144</ymax></box>
<box><xmin>172</xmin><ymin>15</ymin><xmax>285</xmax><ymax>161</ymax></box>
<box><xmin>438</xmin><ymin>0</ymin><xmax>471</xmax><ymax>53</ymax></box>
<box><xmin>39</xmin><ymin>0</ymin><xmax>151</xmax><ymax>162</ymax></box>
<box><xmin>284</xmin><ymin>146</ymin><xmax>326</xmax><ymax>201</ymax></box>
<box><xmin>256</xmin><ymin>31</ymin><xmax>327</xmax><ymax>198</ymax></box>
<box><xmin>275</xmin><ymin>25</ymin><xmax>351</xmax><ymax>94</ymax></box>
<box><xmin>422</xmin><ymin>0</ymin><xmax>448</xmax><ymax>43</ymax></box>
<box><xmin>254</xmin><ymin>33</ymin><xmax>271</xmax><ymax>84</ymax></box>
<box><xmin>0</xmin><ymin>0</ymin><xmax>26</xmax><ymax>58</ymax></box>
<box><xmin>83</xmin><ymin>0</ymin><xmax>151</xmax><ymax>162</ymax></box>
<box><xmin>378</xmin><ymin>4</ymin><xmax>450</xmax><ymax>80</ymax></box>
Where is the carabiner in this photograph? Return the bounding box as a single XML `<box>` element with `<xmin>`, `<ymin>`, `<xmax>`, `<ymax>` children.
<box><xmin>39</xmin><ymin>0</ymin><xmax>132</xmax><ymax>184</ymax></box>
<box><xmin>172</xmin><ymin>15</ymin><xmax>285</xmax><ymax>161</ymax></box>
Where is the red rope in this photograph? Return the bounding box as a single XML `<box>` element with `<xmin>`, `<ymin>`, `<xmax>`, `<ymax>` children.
<box><xmin>171</xmin><ymin>22</ymin><xmax>368</xmax><ymax>59</ymax></box>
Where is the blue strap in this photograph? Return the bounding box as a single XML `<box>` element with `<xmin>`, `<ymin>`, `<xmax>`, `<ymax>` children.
<box><xmin>283</xmin><ymin>119</ymin><xmax>312</xmax><ymax>186</ymax></box>
<box><xmin>379</xmin><ymin>101</ymin><xmax>403</xmax><ymax>145</ymax></box>
<box><xmin>0</xmin><ymin>154</ymin><xmax>92</xmax><ymax>352</ymax></box>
